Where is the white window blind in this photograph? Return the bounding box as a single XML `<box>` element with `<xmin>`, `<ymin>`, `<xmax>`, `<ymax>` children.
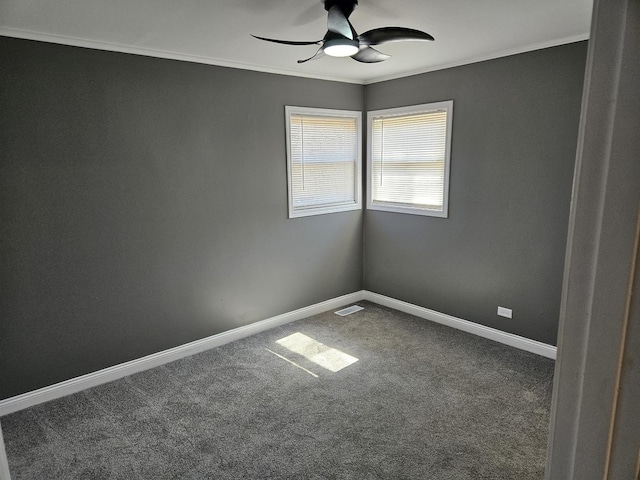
<box><xmin>286</xmin><ymin>106</ymin><xmax>362</xmax><ymax>218</ymax></box>
<box><xmin>368</xmin><ymin>101</ymin><xmax>453</xmax><ymax>218</ymax></box>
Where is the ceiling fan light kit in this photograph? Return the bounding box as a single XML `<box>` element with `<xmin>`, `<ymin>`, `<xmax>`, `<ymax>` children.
<box><xmin>251</xmin><ymin>0</ymin><xmax>434</xmax><ymax>64</ymax></box>
<box><xmin>323</xmin><ymin>38</ymin><xmax>360</xmax><ymax>57</ymax></box>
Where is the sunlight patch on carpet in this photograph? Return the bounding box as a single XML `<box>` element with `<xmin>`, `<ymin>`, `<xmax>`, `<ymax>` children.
<box><xmin>265</xmin><ymin>348</ymin><xmax>319</xmax><ymax>378</ymax></box>
<box><xmin>276</xmin><ymin>332</ymin><xmax>358</xmax><ymax>372</ymax></box>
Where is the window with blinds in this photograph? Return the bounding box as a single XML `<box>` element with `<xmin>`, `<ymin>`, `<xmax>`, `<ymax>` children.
<box><xmin>286</xmin><ymin>106</ymin><xmax>362</xmax><ymax>218</ymax></box>
<box><xmin>367</xmin><ymin>101</ymin><xmax>453</xmax><ymax>217</ymax></box>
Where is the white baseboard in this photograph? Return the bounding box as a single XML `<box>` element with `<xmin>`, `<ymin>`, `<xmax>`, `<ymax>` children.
<box><xmin>0</xmin><ymin>291</ymin><xmax>366</xmax><ymax>417</ymax></box>
<box><xmin>364</xmin><ymin>291</ymin><xmax>557</xmax><ymax>359</ymax></box>
<box><xmin>0</xmin><ymin>289</ymin><xmax>555</xmax><ymax>418</ymax></box>
<box><xmin>0</xmin><ymin>289</ymin><xmax>555</xmax><ymax>479</ymax></box>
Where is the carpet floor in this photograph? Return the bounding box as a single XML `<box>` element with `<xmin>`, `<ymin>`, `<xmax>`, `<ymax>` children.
<box><xmin>1</xmin><ymin>301</ymin><xmax>555</xmax><ymax>479</ymax></box>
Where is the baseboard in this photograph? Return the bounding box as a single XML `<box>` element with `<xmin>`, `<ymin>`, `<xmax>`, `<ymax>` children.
<box><xmin>364</xmin><ymin>291</ymin><xmax>557</xmax><ymax>359</ymax></box>
<box><xmin>0</xmin><ymin>289</ymin><xmax>555</xmax><ymax>417</ymax></box>
<box><xmin>0</xmin><ymin>290</ymin><xmax>556</xmax><ymax>478</ymax></box>
<box><xmin>0</xmin><ymin>291</ymin><xmax>366</xmax><ymax>417</ymax></box>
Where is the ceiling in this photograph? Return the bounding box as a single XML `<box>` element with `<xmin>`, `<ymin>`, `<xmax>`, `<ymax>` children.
<box><xmin>0</xmin><ymin>0</ymin><xmax>593</xmax><ymax>84</ymax></box>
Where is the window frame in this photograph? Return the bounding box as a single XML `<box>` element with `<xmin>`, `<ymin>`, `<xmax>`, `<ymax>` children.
<box><xmin>286</xmin><ymin>106</ymin><xmax>363</xmax><ymax>219</ymax></box>
<box><xmin>366</xmin><ymin>101</ymin><xmax>454</xmax><ymax>218</ymax></box>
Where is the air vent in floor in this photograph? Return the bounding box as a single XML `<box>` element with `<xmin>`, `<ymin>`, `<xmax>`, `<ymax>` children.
<box><xmin>334</xmin><ymin>305</ymin><xmax>364</xmax><ymax>316</ymax></box>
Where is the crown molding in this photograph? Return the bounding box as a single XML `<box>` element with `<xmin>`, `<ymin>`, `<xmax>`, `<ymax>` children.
<box><xmin>2</xmin><ymin>27</ymin><xmax>588</xmax><ymax>86</ymax></box>
<box><xmin>0</xmin><ymin>27</ymin><xmax>364</xmax><ymax>85</ymax></box>
<box><xmin>363</xmin><ymin>34</ymin><xmax>590</xmax><ymax>84</ymax></box>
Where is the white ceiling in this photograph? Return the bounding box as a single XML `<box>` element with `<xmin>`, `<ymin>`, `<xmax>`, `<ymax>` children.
<box><xmin>0</xmin><ymin>0</ymin><xmax>593</xmax><ymax>84</ymax></box>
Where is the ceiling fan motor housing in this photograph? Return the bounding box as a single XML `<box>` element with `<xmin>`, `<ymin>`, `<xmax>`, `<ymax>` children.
<box><xmin>324</xmin><ymin>0</ymin><xmax>358</xmax><ymax>17</ymax></box>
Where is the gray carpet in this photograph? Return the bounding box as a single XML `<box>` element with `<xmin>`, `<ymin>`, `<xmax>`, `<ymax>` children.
<box><xmin>2</xmin><ymin>301</ymin><xmax>555</xmax><ymax>479</ymax></box>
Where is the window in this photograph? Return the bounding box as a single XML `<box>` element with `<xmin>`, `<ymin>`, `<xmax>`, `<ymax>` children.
<box><xmin>286</xmin><ymin>106</ymin><xmax>362</xmax><ymax>218</ymax></box>
<box><xmin>367</xmin><ymin>101</ymin><xmax>453</xmax><ymax>217</ymax></box>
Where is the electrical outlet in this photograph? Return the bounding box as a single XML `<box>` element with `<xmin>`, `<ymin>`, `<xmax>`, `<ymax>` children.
<box><xmin>497</xmin><ymin>306</ymin><xmax>513</xmax><ymax>319</ymax></box>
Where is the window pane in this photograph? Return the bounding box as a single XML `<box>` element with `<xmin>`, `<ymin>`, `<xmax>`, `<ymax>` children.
<box><xmin>368</xmin><ymin>102</ymin><xmax>453</xmax><ymax>217</ymax></box>
<box><xmin>287</xmin><ymin>108</ymin><xmax>361</xmax><ymax>218</ymax></box>
<box><xmin>292</xmin><ymin>161</ymin><xmax>356</xmax><ymax>209</ymax></box>
<box><xmin>371</xmin><ymin>160</ymin><xmax>444</xmax><ymax>209</ymax></box>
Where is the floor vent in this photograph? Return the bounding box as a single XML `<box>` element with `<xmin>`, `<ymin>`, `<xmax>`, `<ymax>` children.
<box><xmin>334</xmin><ymin>305</ymin><xmax>364</xmax><ymax>316</ymax></box>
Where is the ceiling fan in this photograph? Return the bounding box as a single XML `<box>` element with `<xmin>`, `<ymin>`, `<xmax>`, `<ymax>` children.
<box><xmin>251</xmin><ymin>0</ymin><xmax>434</xmax><ymax>64</ymax></box>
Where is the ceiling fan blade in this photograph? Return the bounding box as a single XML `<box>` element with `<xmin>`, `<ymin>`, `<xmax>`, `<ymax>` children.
<box><xmin>297</xmin><ymin>47</ymin><xmax>326</xmax><ymax>64</ymax></box>
<box><xmin>351</xmin><ymin>46</ymin><xmax>390</xmax><ymax>63</ymax></box>
<box><xmin>251</xmin><ymin>34</ymin><xmax>321</xmax><ymax>46</ymax></box>
<box><xmin>358</xmin><ymin>27</ymin><xmax>434</xmax><ymax>46</ymax></box>
<box><xmin>327</xmin><ymin>5</ymin><xmax>354</xmax><ymax>39</ymax></box>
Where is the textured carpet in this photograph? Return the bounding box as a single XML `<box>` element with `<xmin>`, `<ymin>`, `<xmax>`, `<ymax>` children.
<box><xmin>2</xmin><ymin>301</ymin><xmax>555</xmax><ymax>479</ymax></box>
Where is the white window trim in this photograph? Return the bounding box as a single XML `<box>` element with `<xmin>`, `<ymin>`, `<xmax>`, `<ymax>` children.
<box><xmin>286</xmin><ymin>106</ymin><xmax>362</xmax><ymax>218</ymax></box>
<box><xmin>366</xmin><ymin>101</ymin><xmax>454</xmax><ymax>218</ymax></box>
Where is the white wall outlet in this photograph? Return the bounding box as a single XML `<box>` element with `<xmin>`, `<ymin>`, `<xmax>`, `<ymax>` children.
<box><xmin>497</xmin><ymin>306</ymin><xmax>513</xmax><ymax>319</ymax></box>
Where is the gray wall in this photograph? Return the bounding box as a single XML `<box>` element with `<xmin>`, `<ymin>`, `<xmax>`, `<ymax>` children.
<box><xmin>0</xmin><ymin>37</ymin><xmax>364</xmax><ymax>400</ymax></box>
<box><xmin>364</xmin><ymin>42</ymin><xmax>587</xmax><ymax>345</ymax></box>
<box><xmin>1</xmin><ymin>37</ymin><xmax>586</xmax><ymax>401</ymax></box>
